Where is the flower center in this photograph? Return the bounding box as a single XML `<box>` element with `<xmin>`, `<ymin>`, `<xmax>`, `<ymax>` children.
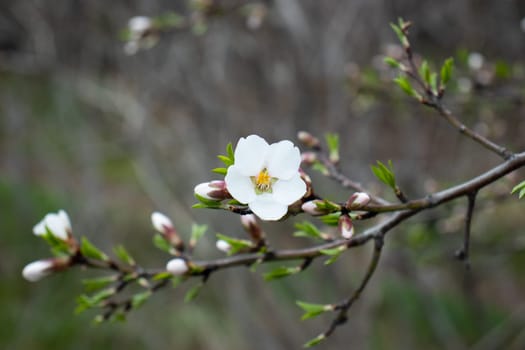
<box><xmin>252</xmin><ymin>168</ymin><xmax>274</xmax><ymax>194</ymax></box>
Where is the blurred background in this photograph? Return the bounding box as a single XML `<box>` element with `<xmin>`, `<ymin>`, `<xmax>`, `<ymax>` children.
<box><xmin>1</xmin><ymin>0</ymin><xmax>525</xmax><ymax>349</ymax></box>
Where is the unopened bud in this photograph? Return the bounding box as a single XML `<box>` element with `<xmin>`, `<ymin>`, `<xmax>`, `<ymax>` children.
<box><xmin>241</xmin><ymin>214</ymin><xmax>264</xmax><ymax>242</ymax></box>
<box><xmin>128</xmin><ymin>16</ymin><xmax>152</xmax><ymax>39</ymax></box>
<box><xmin>166</xmin><ymin>258</ymin><xmax>189</xmax><ymax>275</ymax></box>
<box><xmin>301</xmin><ymin>201</ymin><xmax>324</xmax><ymax>216</ymax></box>
<box><xmin>297</xmin><ymin>131</ymin><xmax>320</xmax><ymax>149</ymax></box>
<box><xmin>151</xmin><ymin>212</ymin><xmax>174</xmax><ymax>234</ymax></box>
<box><xmin>338</xmin><ymin>214</ymin><xmax>354</xmax><ymax>239</ymax></box>
<box><xmin>194</xmin><ymin>180</ymin><xmax>231</xmax><ymax>201</ymax></box>
<box><xmin>216</xmin><ymin>240</ymin><xmax>232</xmax><ymax>253</ymax></box>
<box><xmin>346</xmin><ymin>192</ymin><xmax>371</xmax><ymax>209</ymax></box>
<box><xmin>22</xmin><ymin>257</ymin><xmax>70</xmax><ymax>282</ymax></box>
<box><xmin>33</xmin><ymin>209</ymin><xmax>72</xmax><ymax>241</ymax></box>
<box><xmin>301</xmin><ymin>152</ymin><xmax>317</xmax><ymax>166</ymax></box>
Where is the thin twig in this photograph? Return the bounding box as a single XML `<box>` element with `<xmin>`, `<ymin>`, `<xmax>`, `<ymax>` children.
<box><xmin>455</xmin><ymin>191</ymin><xmax>478</xmax><ymax>270</ymax></box>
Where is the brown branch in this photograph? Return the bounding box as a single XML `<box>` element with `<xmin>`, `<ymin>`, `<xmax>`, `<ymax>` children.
<box><xmin>455</xmin><ymin>191</ymin><xmax>478</xmax><ymax>270</ymax></box>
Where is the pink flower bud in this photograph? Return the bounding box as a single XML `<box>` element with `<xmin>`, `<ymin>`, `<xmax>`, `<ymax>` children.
<box><xmin>301</xmin><ymin>201</ymin><xmax>324</xmax><ymax>216</ymax></box>
<box><xmin>166</xmin><ymin>258</ymin><xmax>189</xmax><ymax>275</ymax></box>
<box><xmin>240</xmin><ymin>214</ymin><xmax>264</xmax><ymax>242</ymax></box>
<box><xmin>301</xmin><ymin>152</ymin><xmax>317</xmax><ymax>165</ymax></box>
<box><xmin>216</xmin><ymin>240</ymin><xmax>232</xmax><ymax>253</ymax></box>
<box><xmin>338</xmin><ymin>214</ymin><xmax>354</xmax><ymax>239</ymax></box>
<box><xmin>346</xmin><ymin>192</ymin><xmax>371</xmax><ymax>209</ymax></box>
<box><xmin>194</xmin><ymin>181</ymin><xmax>231</xmax><ymax>201</ymax></box>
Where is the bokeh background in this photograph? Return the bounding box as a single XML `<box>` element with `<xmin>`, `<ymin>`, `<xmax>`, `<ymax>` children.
<box><xmin>2</xmin><ymin>0</ymin><xmax>525</xmax><ymax>349</ymax></box>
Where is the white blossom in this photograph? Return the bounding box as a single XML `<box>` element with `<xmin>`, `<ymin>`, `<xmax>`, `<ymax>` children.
<box><xmin>33</xmin><ymin>210</ymin><xmax>71</xmax><ymax>240</ymax></box>
<box><xmin>166</xmin><ymin>258</ymin><xmax>189</xmax><ymax>275</ymax></box>
<box><xmin>225</xmin><ymin>135</ymin><xmax>307</xmax><ymax>220</ymax></box>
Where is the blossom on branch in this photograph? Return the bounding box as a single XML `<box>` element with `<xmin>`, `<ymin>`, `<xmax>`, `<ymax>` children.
<box><xmin>151</xmin><ymin>212</ymin><xmax>174</xmax><ymax>234</ymax></box>
<box><xmin>225</xmin><ymin>135</ymin><xmax>307</xmax><ymax>220</ymax></box>
<box><xmin>22</xmin><ymin>258</ymin><xmax>70</xmax><ymax>282</ymax></box>
<box><xmin>33</xmin><ymin>210</ymin><xmax>72</xmax><ymax>241</ymax></box>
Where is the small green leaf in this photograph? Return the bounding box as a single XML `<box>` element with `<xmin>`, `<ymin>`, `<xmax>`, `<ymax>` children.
<box><xmin>226</xmin><ymin>142</ymin><xmax>234</xmax><ymax>160</ymax></box>
<box><xmin>190</xmin><ymin>224</ymin><xmax>208</xmax><ymax>245</ymax></box>
<box><xmin>152</xmin><ymin>234</ymin><xmax>172</xmax><ymax>253</ymax></box>
<box><xmin>304</xmin><ymin>334</ymin><xmax>326</xmax><ymax>348</ymax></box>
<box><xmin>194</xmin><ymin>193</ymin><xmax>222</xmax><ymax>207</ymax></box>
<box><xmin>296</xmin><ymin>301</ymin><xmax>333</xmax><ymax>320</ymax></box>
<box><xmin>294</xmin><ymin>221</ymin><xmax>322</xmax><ymax>240</ymax></box>
<box><xmin>440</xmin><ymin>57</ymin><xmax>454</xmax><ymax>87</ymax></box>
<box><xmin>394</xmin><ymin>76</ymin><xmax>419</xmax><ymax>98</ymax></box>
<box><xmin>320</xmin><ymin>246</ymin><xmax>347</xmax><ymax>265</ymax></box>
<box><xmin>389</xmin><ymin>23</ymin><xmax>408</xmax><ymax>47</ymax></box>
<box><xmin>325</xmin><ymin>133</ymin><xmax>340</xmax><ymax>163</ymax></box>
<box><xmin>320</xmin><ymin>212</ymin><xmax>341</xmax><ymax>226</ymax></box>
<box><xmin>371</xmin><ymin>160</ymin><xmax>396</xmax><ymax>189</ymax></box>
<box><xmin>152</xmin><ymin>271</ymin><xmax>173</xmax><ymax>281</ymax></box>
<box><xmin>217</xmin><ymin>155</ymin><xmax>234</xmax><ymax>166</ymax></box>
<box><xmin>511</xmin><ymin>180</ymin><xmax>525</xmax><ymax>199</ymax></box>
<box><xmin>215</xmin><ymin>233</ymin><xmax>253</xmax><ymax>255</ymax></box>
<box><xmin>82</xmin><ymin>276</ymin><xmax>117</xmax><ymax>293</ymax></box>
<box><xmin>212</xmin><ymin>167</ymin><xmax>228</xmax><ymax>175</ymax></box>
<box><xmin>429</xmin><ymin>72</ymin><xmax>438</xmax><ymax>94</ymax></box>
<box><xmin>110</xmin><ymin>310</ymin><xmax>126</xmax><ymax>323</ymax></box>
<box><xmin>384</xmin><ymin>57</ymin><xmax>401</xmax><ymax>69</ymax></box>
<box><xmin>419</xmin><ymin>60</ymin><xmax>430</xmax><ymax>85</ymax></box>
<box><xmin>312</xmin><ymin>161</ymin><xmax>329</xmax><ymax>175</ymax></box>
<box><xmin>263</xmin><ymin>266</ymin><xmax>301</xmax><ymax>281</ymax></box>
<box><xmin>131</xmin><ymin>291</ymin><xmax>152</xmax><ymax>309</ymax></box>
<box><xmin>154</xmin><ymin>11</ymin><xmax>185</xmax><ymax>29</ymax></box>
<box><xmin>184</xmin><ymin>283</ymin><xmax>203</xmax><ymax>302</ymax></box>
<box><xmin>80</xmin><ymin>237</ymin><xmax>109</xmax><ymax>261</ymax></box>
<box><xmin>113</xmin><ymin>245</ymin><xmax>135</xmax><ymax>266</ymax></box>
<box><xmin>41</xmin><ymin>230</ymin><xmax>71</xmax><ymax>257</ymax></box>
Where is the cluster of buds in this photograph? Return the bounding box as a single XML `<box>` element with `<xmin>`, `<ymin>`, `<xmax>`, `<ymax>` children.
<box><xmin>23</xmin><ymin>210</ymin><xmax>76</xmax><ymax>282</ymax></box>
<box><xmin>124</xmin><ymin>16</ymin><xmax>159</xmax><ymax>55</ymax></box>
<box><xmin>194</xmin><ymin>180</ymin><xmax>232</xmax><ymax>202</ymax></box>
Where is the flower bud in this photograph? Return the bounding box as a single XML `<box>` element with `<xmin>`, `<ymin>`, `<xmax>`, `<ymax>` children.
<box><xmin>128</xmin><ymin>16</ymin><xmax>152</xmax><ymax>40</ymax></box>
<box><xmin>216</xmin><ymin>240</ymin><xmax>232</xmax><ymax>253</ymax></box>
<box><xmin>194</xmin><ymin>180</ymin><xmax>231</xmax><ymax>201</ymax></box>
<box><xmin>338</xmin><ymin>214</ymin><xmax>354</xmax><ymax>239</ymax></box>
<box><xmin>240</xmin><ymin>214</ymin><xmax>264</xmax><ymax>242</ymax></box>
<box><xmin>301</xmin><ymin>201</ymin><xmax>324</xmax><ymax>216</ymax></box>
<box><xmin>151</xmin><ymin>212</ymin><xmax>174</xmax><ymax>234</ymax></box>
<box><xmin>166</xmin><ymin>258</ymin><xmax>189</xmax><ymax>275</ymax></box>
<box><xmin>22</xmin><ymin>257</ymin><xmax>70</xmax><ymax>282</ymax></box>
<box><xmin>346</xmin><ymin>192</ymin><xmax>371</xmax><ymax>209</ymax></box>
<box><xmin>301</xmin><ymin>152</ymin><xmax>317</xmax><ymax>166</ymax></box>
<box><xmin>297</xmin><ymin>131</ymin><xmax>320</xmax><ymax>149</ymax></box>
<box><xmin>33</xmin><ymin>210</ymin><xmax>72</xmax><ymax>240</ymax></box>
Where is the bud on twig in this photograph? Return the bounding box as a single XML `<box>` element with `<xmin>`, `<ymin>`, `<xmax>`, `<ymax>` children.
<box><xmin>22</xmin><ymin>257</ymin><xmax>71</xmax><ymax>282</ymax></box>
<box><xmin>297</xmin><ymin>131</ymin><xmax>320</xmax><ymax>149</ymax></box>
<box><xmin>216</xmin><ymin>239</ymin><xmax>232</xmax><ymax>253</ymax></box>
<box><xmin>301</xmin><ymin>152</ymin><xmax>317</xmax><ymax>166</ymax></box>
<box><xmin>33</xmin><ymin>209</ymin><xmax>73</xmax><ymax>241</ymax></box>
<box><xmin>240</xmin><ymin>214</ymin><xmax>265</xmax><ymax>243</ymax></box>
<box><xmin>151</xmin><ymin>212</ymin><xmax>185</xmax><ymax>251</ymax></box>
<box><xmin>194</xmin><ymin>181</ymin><xmax>231</xmax><ymax>201</ymax></box>
<box><xmin>346</xmin><ymin>192</ymin><xmax>371</xmax><ymax>209</ymax></box>
<box><xmin>166</xmin><ymin>258</ymin><xmax>189</xmax><ymax>275</ymax></box>
<box><xmin>338</xmin><ymin>214</ymin><xmax>354</xmax><ymax>239</ymax></box>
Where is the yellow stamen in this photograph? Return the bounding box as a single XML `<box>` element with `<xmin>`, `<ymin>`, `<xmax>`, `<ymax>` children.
<box><xmin>255</xmin><ymin>168</ymin><xmax>272</xmax><ymax>192</ymax></box>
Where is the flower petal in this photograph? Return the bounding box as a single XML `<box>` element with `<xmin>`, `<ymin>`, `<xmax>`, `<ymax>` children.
<box><xmin>248</xmin><ymin>193</ymin><xmax>288</xmax><ymax>221</ymax></box>
<box><xmin>266</xmin><ymin>140</ymin><xmax>301</xmax><ymax>180</ymax></box>
<box><xmin>44</xmin><ymin>214</ymin><xmax>68</xmax><ymax>240</ymax></box>
<box><xmin>233</xmin><ymin>135</ymin><xmax>269</xmax><ymax>176</ymax></box>
<box><xmin>272</xmin><ymin>174</ymin><xmax>307</xmax><ymax>205</ymax></box>
<box><xmin>225</xmin><ymin>165</ymin><xmax>257</xmax><ymax>204</ymax></box>
<box><xmin>33</xmin><ymin>219</ymin><xmax>47</xmax><ymax>236</ymax></box>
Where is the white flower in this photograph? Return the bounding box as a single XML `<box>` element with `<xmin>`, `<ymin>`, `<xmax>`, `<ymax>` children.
<box><xmin>216</xmin><ymin>240</ymin><xmax>232</xmax><ymax>253</ymax></box>
<box><xmin>151</xmin><ymin>212</ymin><xmax>174</xmax><ymax>233</ymax></box>
<box><xmin>166</xmin><ymin>258</ymin><xmax>189</xmax><ymax>275</ymax></box>
<box><xmin>33</xmin><ymin>210</ymin><xmax>71</xmax><ymax>240</ymax></box>
<box><xmin>22</xmin><ymin>259</ymin><xmax>55</xmax><ymax>282</ymax></box>
<box><xmin>225</xmin><ymin>135</ymin><xmax>307</xmax><ymax>220</ymax></box>
<box><xmin>128</xmin><ymin>16</ymin><xmax>152</xmax><ymax>38</ymax></box>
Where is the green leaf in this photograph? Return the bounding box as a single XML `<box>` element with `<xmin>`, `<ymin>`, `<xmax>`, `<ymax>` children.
<box><xmin>152</xmin><ymin>233</ymin><xmax>172</xmax><ymax>253</ymax></box>
<box><xmin>190</xmin><ymin>224</ymin><xmax>208</xmax><ymax>245</ymax></box>
<box><xmin>296</xmin><ymin>301</ymin><xmax>334</xmax><ymax>320</ymax></box>
<box><xmin>152</xmin><ymin>271</ymin><xmax>173</xmax><ymax>281</ymax></box>
<box><xmin>184</xmin><ymin>283</ymin><xmax>203</xmax><ymax>302</ymax></box>
<box><xmin>109</xmin><ymin>310</ymin><xmax>126</xmax><ymax>323</ymax></box>
<box><xmin>320</xmin><ymin>246</ymin><xmax>347</xmax><ymax>265</ymax></box>
<box><xmin>312</xmin><ymin>161</ymin><xmax>329</xmax><ymax>176</ymax></box>
<box><xmin>215</xmin><ymin>233</ymin><xmax>253</xmax><ymax>255</ymax></box>
<box><xmin>384</xmin><ymin>57</ymin><xmax>401</xmax><ymax>69</ymax></box>
<box><xmin>263</xmin><ymin>266</ymin><xmax>301</xmax><ymax>281</ymax></box>
<box><xmin>212</xmin><ymin>167</ymin><xmax>228</xmax><ymax>175</ymax></box>
<box><xmin>294</xmin><ymin>221</ymin><xmax>322</xmax><ymax>240</ymax></box>
<box><xmin>304</xmin><ymin>334</ymin><xmax>326</xmax><ymax>348</ymax></box>
<box><xmin>440</xmin><ymin>57</ymin><xmax>454</xmax><ymax>87</ymax></box>
<box><xmin>389</xmin><ymin>22</ymin><xmax>408</xmax><ymax>47</ymax></box>
<box><xmin>131</xmin><ymin>291</ymin><xmax>152</xmax><ymax>309</ymax></box>
<box><xmin>80</xmin><ymin>237</ymin><xmax>109</xmax><ymax>261</ymax></box>
<box><xmin>113</xmin><ymin>245</ymin><xmax>135</xmax><ymax>266</ymax></box>
<box><xmin>226</xmin><ymin>142</ymin><xmax>234</xmax><ymax>160</ymax></box>
<box><xmin>371</xmin><ymin>160</ymin><xmax>396</xmax><ymax>189</ymax></box>
<box><xmin>394</xmin><ymin>76</ymin><xmax>419</xmax><ymax>98</ymax></box>
<box><xmin>41</xmin><ymin>230</ymin><xmax>71</xmax><ymax>257</ymax></box>
<box><xmin>325</xmin><ymin>133</ymin><xmax>340</xmax><ymax>163</ymax></box>
<box><xmin>217</xmin><ymin>155</ymin><xmax>234</xmax><ymax>167</ymax></box>
<box><xmin>194</xmin><ymin>193</ymin><xmax>222</xmax><ymax>208</ymax></box>
<box><xmin>429</xmin><ymin>72</ymin><xmax>438</xmax><ymax>94</ymax></box>
<box><xmin>320</xmin><ymin>212</ymin><xmax>341</xmax><ymax>226</ymax></box>
<box><xmin>419</xmin><ymin>60</ymin><xmax>430</xmax><ymax>85</ymax></box>
<box><xmin>82</xmin><ymin>276</ymin><xmax>117</xmax><ymax>293</ymax></box>
<box><xmin>511</xmin><ymin>180</ymin><xmax>525</xmax><ymax>199</ymax></box>
<box><xmin>154</xmin><ymin>11</ymin><xmax>185</xmax><ymax>29</ymax></box>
